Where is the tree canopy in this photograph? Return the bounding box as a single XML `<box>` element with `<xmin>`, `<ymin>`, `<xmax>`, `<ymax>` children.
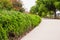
<box><xmin>0</xmin><ymin>0</ymin><xmax>25</xmax><ymax>12</ymax></box>
<box><xmin>30</xmin><ymin>0</ymin><xmax>60</xmax><ymax>18</ymax></box>
<box><xmin>0</xmin><ymin>0</ymin><xmax>12</xmax><ymax>10</ymax></box>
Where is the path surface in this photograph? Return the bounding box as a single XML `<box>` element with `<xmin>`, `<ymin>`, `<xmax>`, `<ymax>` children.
<box><xmin>21</xmin><ymin>19</ymin><xmax>60</xmax><ymax>40</ymax></box>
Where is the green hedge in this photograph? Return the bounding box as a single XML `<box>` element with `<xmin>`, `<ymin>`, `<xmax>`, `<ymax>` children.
<box><xmin>0</xmin><ymin>10</ymin><xmax>41</xmax><ymax>40</ymax></box>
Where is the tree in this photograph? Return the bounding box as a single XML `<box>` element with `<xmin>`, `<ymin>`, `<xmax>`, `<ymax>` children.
<box><xmin>30</xmin><ymin>6</ymin><xmax>38</xmax><ymax>14</ymax></box>
<box><xmin>11</xmin><ymin>0</ymin><xmax>25</xmax><ymax>12</ymax></box>
<box><xmin>0</xmin><ymin>0</ymin><xmax>25</xmax><ymax>12</ymax></box>
<box><xmin>30</xmin><ymin>0</ymin><xmax>60</xmax><ymax>18</ymax></box>
<box><xmin>12</xmin><ymin>0</ymin><xmax>25</xmax><ymax>12</ymax></box>
<box><xmin>0</xmin><ymin>0</ymin><xmax>13</xmax><ymax>10</ymax></box>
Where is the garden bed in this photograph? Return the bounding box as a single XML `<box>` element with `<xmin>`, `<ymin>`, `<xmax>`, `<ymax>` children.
<box><xmin>0</xmin><ymin>10</ymin><xmax>41</xmax><ymax>40</ymax></box>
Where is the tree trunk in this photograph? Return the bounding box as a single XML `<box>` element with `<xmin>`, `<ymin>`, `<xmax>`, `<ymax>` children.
<box><xmin>54</xmin><ymin>9</ymin><xmax>56</xmax><ymax>19</ymax></box>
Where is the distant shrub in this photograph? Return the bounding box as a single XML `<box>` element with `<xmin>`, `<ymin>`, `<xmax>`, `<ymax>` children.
<box><xmin>0</xmin><ymin>10</ymin><xmax>41</xmax><ymax>40</ymax></box>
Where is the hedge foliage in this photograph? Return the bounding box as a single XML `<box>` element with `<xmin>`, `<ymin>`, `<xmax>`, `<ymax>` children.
<box><xmin>0</xmin><ymin>10</ymin><xmax>41</xmax><ymax>40</ymax></box>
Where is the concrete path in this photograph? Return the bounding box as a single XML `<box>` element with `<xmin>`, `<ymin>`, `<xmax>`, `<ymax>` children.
<box><xmin>21</xmin><ymin>19</ymin><xmax>60</xmax><ymax>40</ymax></box>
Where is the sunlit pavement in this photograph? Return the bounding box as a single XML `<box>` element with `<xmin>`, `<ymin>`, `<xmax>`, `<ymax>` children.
<box><xmin>21</xmin><ymin>18</ymin><xmax>60</xmax><ymax>40</ymax></box>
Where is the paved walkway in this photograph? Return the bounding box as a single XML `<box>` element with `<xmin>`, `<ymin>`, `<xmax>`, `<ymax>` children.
<box><xmin>21</xmin><ymin>19</ymin><xmax>60</xmax><ymax>40</ymax></box>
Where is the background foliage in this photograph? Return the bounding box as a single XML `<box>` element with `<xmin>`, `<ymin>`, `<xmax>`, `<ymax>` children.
<box><xmin>30</xmin><ymin>0</ymin><xmax>60</xmax><ymax>18</ymax></box>
<box><xmin>0</xmin><ymin>0</ymin><xmax>25</xmax><ymax>12</ymax></box>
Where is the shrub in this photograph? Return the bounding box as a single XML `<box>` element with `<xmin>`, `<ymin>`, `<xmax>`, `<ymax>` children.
<box><xmin>0</xmin><ymin>10</ymin><xmax>41</xmax><ymax>40</ymax></box>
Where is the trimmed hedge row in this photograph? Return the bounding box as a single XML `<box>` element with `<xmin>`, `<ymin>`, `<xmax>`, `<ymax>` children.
<box><xmin>0</xmin><ymin>10</ymin><xmax>41</xmax><ymax>40</ymax></box>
